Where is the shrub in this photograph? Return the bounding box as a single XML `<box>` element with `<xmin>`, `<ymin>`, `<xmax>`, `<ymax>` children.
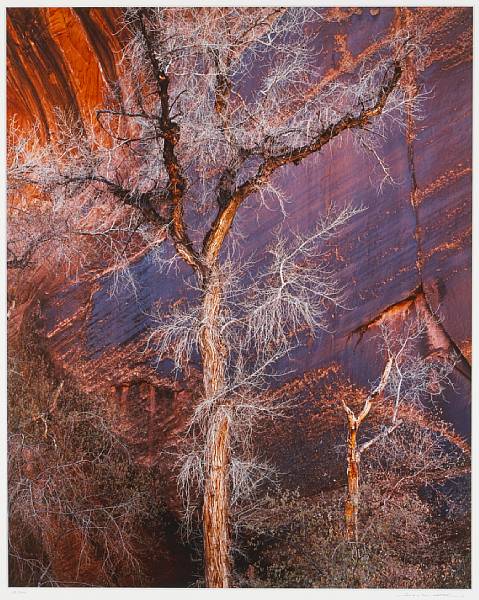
<box><xmin>8</xmin><ymin>319</ymin><xmax>166</xmax><ymax>586</ymax></box>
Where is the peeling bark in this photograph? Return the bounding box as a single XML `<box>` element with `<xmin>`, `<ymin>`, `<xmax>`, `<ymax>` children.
<box><xmin>202</xmin><ymin>415</ymin><xmax>231</xmax><ymax>588</ymax></box>
<box><xmin>342</xmin><ymin>358</ymin><xmax>392</xmax><ymax>542</ymax></box>
<box><xmin>198</xmin><ymin>269</ymin><xmax>231</xmax><ymax>587</ymax></box>
<box><xmin>344</xmin><ymin>419</ymin><xmax>360</xmax><ymax>542</ymax></box>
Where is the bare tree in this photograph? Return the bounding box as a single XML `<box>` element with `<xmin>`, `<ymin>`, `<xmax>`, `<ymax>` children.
<box><xmin>341</xmin><ymin>357</ymin><xmax>393</xmax><ymax>542</ymax></box>
<box><xmin>8</xmin><ymin>8</ymin><xmax>426</xmax><ymax>587</ymax></box>
<box><xmin>238</xmin><ymin>416</ymin><xmax>469</xmax><ymax>588</ymax></box>
<box><xmin>341</xmin><ymin>312</ymin><xmax>456</xmax><ymax>543</ymax></box>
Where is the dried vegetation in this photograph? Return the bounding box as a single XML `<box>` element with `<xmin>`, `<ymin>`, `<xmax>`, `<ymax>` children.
<box><xmin>8</xmin><ymin>318</ymin><xmax>167</xmax><ymax>586</ymax></box>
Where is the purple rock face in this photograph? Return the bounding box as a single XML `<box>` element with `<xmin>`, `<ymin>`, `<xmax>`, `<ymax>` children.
<box><xmin>8</xmin><ymin>3</ymin><xmax>472</xmax><ymax>443</ymax></box>
<box><xmin>7</xmin><ymin>6</ymin><xmax>472</xmax><ymax>585</ymax></box>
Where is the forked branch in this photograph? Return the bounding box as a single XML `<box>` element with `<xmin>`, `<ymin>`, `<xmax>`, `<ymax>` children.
<box><xmin>202</xmin><ymin>63</ymin><xmax>402</xmax><ymax>264</ymax></box>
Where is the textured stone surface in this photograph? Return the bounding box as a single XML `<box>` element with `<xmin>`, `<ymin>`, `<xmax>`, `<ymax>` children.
<box><xmin>7</xmin><ymin>6</ymin><xmax>472</xmax><ymax>585</ymax></box>
<box><xmin>7</xmin><ymin>1</ymin><xmax>472</xmax><ymax>471</ymax></box>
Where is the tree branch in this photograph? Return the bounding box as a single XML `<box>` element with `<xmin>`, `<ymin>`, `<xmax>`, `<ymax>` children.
<box><xmin>341</xmin><ymin>356</ymin><xmax>393</xmax><ymax>429</ymax></box>
<box><xmin>202</xmin><ymin>61</ymin><xmax>402</xmax><ymax>263</ymax></box>
<box><xmin>136</xmin><ymin>9</ymin><xmax>205</xmax><ymax>276</ymax></box>
<box><xmin>68</xmin><ymin>175</ymin><xmax>170</xmax><ymax>227</ymax></box>
<box><xmin>358</xmin><ymin>420</ymin><xmax>403</xmax><ymax>455</ymax></box>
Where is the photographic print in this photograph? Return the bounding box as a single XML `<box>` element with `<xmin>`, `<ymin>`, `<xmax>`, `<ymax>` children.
<box><xmin>6</xmin><ymin>4</ymin><xmax>472</xmax><ymax>590</ymax></box>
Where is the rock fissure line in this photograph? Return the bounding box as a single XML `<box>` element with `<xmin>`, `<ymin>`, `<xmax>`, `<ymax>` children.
<box><xmin>402</xmin><ymin>7</ymin><xmax>471</xmax><ymax>380</ymax></box>
<box><xmin>349</xmin><ymin>284</ymin><xmax>470</xmax><ymax>381</ymax></box>
<box><xmin>418</xmin><ymin>285</ymin><xmax>471</xmax><ymax>380</ymax></box>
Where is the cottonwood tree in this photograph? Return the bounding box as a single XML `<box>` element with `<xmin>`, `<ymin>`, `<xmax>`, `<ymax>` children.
<box><xmin>8</xmin><ymin>8</ymin><xmax>426</xmax><ymax>587</ymax></box>
<box><xmin>341</xmin><ymin>313</ymin><xmax>456</xmax><ymax>542</ymax></box>
<box><xmin>237</xmin><ymin>417</ymin><xmax>469</xmax><ymax>588</ymax></box>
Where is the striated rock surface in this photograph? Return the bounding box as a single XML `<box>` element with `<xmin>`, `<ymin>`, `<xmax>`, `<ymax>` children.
<box><xmin>7</xmin><ymin>6</ymin><xmax>472</xmax><ymax>586</ymax></box>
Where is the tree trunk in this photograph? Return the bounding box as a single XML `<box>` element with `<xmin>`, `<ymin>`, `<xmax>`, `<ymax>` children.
<box><xmin>202</xmin><ymin>415</ymin><xmax>231</xmax><ymax>587</ymax></box>
<box><xmin>342</xmin><ymin>359</ymin><xmax>392</xmax><ymax>542</ymax></box>
<box><xmin>198</xmin><ymin>268</ymin><xmax>231</xmax><ymax>587</ymax></box>
<box><xmin>345</xmin><ymin>422</ymin><xmax>360</xmax><ymax>542</ymax></box>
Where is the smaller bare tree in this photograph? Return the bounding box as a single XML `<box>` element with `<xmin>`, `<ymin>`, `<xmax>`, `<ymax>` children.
<box><xmin>341</xmin><ymin>312</ymin><xmax>456</xmax><ymax>542</ymax></box>
<box><xmin>239</xmin><ymin>415</ymin><xmax>469</xmax><ymax>588</ymax></box>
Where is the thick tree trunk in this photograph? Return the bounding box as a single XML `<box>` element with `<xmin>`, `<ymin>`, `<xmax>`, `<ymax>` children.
<box><xmin>345</xmin><ymin>423</ymin><xmax>360</xmax><ymax>542</ymax></box>
<box><xmin>198</xmin><ymin>269</ymin><xmax>231</xmax><ymax>587</ymax></box>
<box><xmin>202</xmin><ymin>415</ymin><xmax>231</xmax><ymax>587</ymax></box>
